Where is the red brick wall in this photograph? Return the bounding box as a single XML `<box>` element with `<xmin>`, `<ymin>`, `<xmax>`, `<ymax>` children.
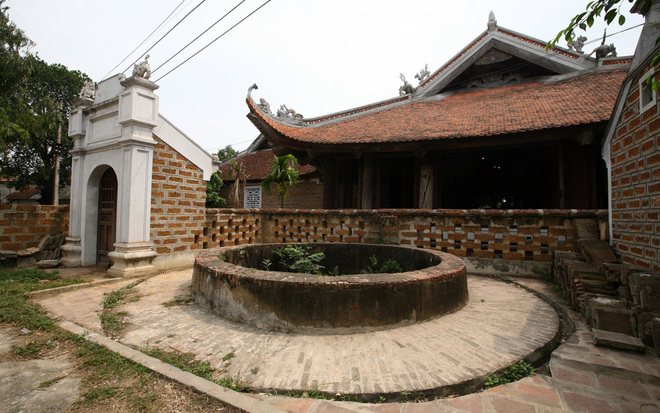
<box><xmin>261</xmin><ymin>178</ymin><xmax>324</xmax><ymax>209</ymax></box>
<box><xmin>0</xmin><ymin>204</ymin><xmax>68</xmax><ymax>251</ymax></box>
<box><xmin>150</xmin><ymin>137</ymin><xmax>207</xmax><ymax>256</ymax></box>
<box><xmin>219</xmin><ymin>178</ymin><xmax>324</xmax><ymax>209</ymax></box>
<box><xmin>610</xmin><ymin>67</ymin><xmax>660</xmax><ymax>271</ymax></box>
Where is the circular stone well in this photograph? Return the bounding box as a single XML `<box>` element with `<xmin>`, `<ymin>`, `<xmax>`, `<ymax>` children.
<box><xmin>192</xmin><ymin>243</ymin><xmax>468</xmax><ymax>332</ymax></box>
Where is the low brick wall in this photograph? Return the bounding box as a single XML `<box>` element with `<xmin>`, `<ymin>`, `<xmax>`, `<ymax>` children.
<box><xmin>0</xmin><ymin>204</ymin><xmax>68</xmax><ymax>251</ymax></box>
<box><xmin>198</xmin><ymin>208</ymin><xmax>608</xmax><ymax>263</ymax></box>
<box><xmin>0</xmin><ymin>204</ymin><xmax>607</xmax><ymax>267</ymax></box>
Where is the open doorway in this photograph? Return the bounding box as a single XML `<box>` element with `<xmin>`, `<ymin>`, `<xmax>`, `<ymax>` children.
<box><xmin>97</xmin><ymin>168</ymin><xmax>117</xmax><ymax>263</ymax></box>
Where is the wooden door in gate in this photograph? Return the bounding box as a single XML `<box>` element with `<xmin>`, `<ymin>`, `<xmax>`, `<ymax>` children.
<box><xmin>97</xmin><ymin>168</ymin><xmax>117</xmax><ymax>263</ymax></box>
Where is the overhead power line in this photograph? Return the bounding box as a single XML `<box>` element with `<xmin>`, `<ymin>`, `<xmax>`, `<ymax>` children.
<box><xmin>152</xmin><ymin>0</ymin><xmax>247</xmax><ymax>75</ymax></box>
<box><xmin>122</xmin><ymin>0</ymin><xmax>208</xmax><ymax>75</ymax></box>
<box><xmin>155</xmin><ymin>0</ymin><xmax>273</xmax><ymax>83</ymax></box>
<box><xmin>101</xmin><ymin>0</ymin><xmax>188</xmax><ymax>80</ymax></box>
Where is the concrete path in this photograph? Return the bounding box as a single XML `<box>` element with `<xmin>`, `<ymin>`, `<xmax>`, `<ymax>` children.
<box><xmin>34</xmin><ymin>270</ymin><xmax>660</xmax><ymax>412</ymax></box>
<box><xmin>0</xmin><ymin>327</ymin><xmax>80</xmax><ymax>413</ymax></box>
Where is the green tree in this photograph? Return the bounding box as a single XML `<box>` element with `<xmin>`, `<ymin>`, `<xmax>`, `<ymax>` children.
<box><xmin>227</xmin><ymin>160</ymin><xmax>247</xmax><ymax>208</ymax></box>
<box><xmin>261</xmin><ymin>154</ymin><xmax>300</xmax><ymax>208</ymax></box>
<box><xmin>205</xmin><ymin>172</ymin><xmax>226</xmax><ymax>208</ymax></box>
<box><xmin>216</xmin><ymin>145</ymin><xmax>238</xmax><ymax>162</ymax></box>
<box><xmin>0</xmin><ymin>2</ymin><xmax>89</xmax><ymax>203</ymax></box>
<box><xmin>0</xmin><ymin>0</ymin><xmax>33</xmax><ymax>147</ymax></box>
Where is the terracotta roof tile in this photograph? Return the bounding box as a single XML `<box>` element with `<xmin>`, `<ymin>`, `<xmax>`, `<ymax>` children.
<box><xmin>218</xmin><ymin>149</ymin><xmax>316</xmax><ymax>182</ymax></box>
<box><xmin>6</xmin><ymin>187</ymin><xmax>41</xmax><ymax>201</ymax></box>
<box><xmin>248</xmin><ymin>69</ymin><xmax>627</xmax><ymax>145</ymax></box>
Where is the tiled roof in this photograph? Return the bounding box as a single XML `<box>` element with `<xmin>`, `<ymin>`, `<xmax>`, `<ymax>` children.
<box><xmin>218</xmin><ymin>149</ymin><xmax>316</xmax><ymax>182</ymax></box>
<box><xmin>248</xmin><ymin>69</ymin><xmax>627</xmax><ymax>146</ymax></box>
<box><xmin>6</xmin><ymin>187</ymin><xmax>41</xmax><ymax>201</ymax></box>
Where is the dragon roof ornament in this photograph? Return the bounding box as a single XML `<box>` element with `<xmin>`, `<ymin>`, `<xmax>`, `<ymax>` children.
<box><xmin>248</xmin><ymin>83</ymin><xmax>306</xmax><ymax>126</ymax></box>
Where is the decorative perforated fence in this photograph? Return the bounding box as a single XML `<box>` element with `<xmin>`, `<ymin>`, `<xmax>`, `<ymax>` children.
<box><xmin>197</xmin><ymin>208</ymin><xmax>607</xmax><ymax>263</ymax></box>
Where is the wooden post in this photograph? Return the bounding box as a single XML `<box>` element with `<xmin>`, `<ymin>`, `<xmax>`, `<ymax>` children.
<box><xmin>419</xmin><ymin>160</ymin><xmax>434</xmax><ymax>209</ymax></box>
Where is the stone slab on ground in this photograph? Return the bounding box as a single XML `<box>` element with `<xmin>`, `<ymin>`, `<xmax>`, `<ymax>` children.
<box><xmin>581</xmin><ymin>239</ymin><xmax>618</xmax><ymax>264</ymax></box>
<box><xmin>593</xmin><ymin>329</ymin><xmax>646</xmax><ymax>352</ymax></box>
<box><xmin>0</xmin><ymin>359</ymin><xmax>80</xmax><ymax>413</ymax></box>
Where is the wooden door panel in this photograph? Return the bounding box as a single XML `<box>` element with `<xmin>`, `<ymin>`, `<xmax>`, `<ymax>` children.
<box><xmin>97</xmin><ymin>169</ymin><xmax>117</xmax><ymax>263</ymax></box>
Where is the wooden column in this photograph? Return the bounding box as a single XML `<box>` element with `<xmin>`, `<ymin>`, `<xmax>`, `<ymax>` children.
<box><xmin>322</xmin><ymin>157</ymin><xmax>337</xmax><ymax>209</ymax></box>
<box><xmin>360</xmin><ymin>153</ymin><xmax>376</xmax><ymax>209</ymax></box>
<box><xmin>419</xmin><ymin>157</ymin><xmax>434</xmax><ymax>209</ymax></box>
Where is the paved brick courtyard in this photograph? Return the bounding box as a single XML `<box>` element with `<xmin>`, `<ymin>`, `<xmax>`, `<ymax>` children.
<box><xmin>36</xmin><ymin>270</ymin><xmax>660</xmax><ymax>412</ymax></box>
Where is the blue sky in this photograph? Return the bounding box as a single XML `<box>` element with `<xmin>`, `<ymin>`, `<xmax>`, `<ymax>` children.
<box><xmin>7</xmin><ymin>0</ymin><xmax>644</xmax><ymax>153</ymax></box>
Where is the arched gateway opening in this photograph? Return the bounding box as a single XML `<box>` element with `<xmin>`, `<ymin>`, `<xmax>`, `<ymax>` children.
<box><xmin>97</xmin><ymin>168</ymin><xmax>117</xmax><ymax>263</ymax></box>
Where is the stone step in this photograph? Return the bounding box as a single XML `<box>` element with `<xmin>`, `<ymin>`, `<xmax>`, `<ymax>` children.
<box><xmin>551</xmin><ymin>341</ymin><xmax>660</xmax><ymax>378</ymax></box>
<box><xmin>592</xmin><ymin>329</ymin><xmax>646</xmax><ymax>352</ymax></box>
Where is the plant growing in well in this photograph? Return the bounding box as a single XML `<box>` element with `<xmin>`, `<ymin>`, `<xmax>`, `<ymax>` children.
<box><xmin>271</xmin><ymin>244</ymin><xmax>325</xmax><ymax>275</ymax></box>
<box><xmin>366</xmin><ymin>255</ymin><xmax>403</xmax><ymax>274</ymax></box>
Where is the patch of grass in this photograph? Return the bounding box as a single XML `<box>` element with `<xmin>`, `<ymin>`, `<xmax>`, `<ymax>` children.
<box><xmin>144</xmin><ymin>346</ymin><xmax>252</xmax><ymax>393</ymax></box>
<box><xmin>99</xmin><ymin>281</ymin><xmax>142</xmax><ymax>337</ymax></box>
<box><xmin>251</xmin><ymin>367</ymin><xmax>259</xmax><ymax>375</ymax></box>
<box><xmin>99</xmin><ymin>311</ymin><xmax>128</xmax><ymax>336</ymax></box>
<box><xmin>13</xmin><ymin>338</ymin><xmax>53</xmax><ymax>358</ymax></box>
<box><xmin>0</xmin><ymin>294</ymin><xmax>55</xmax><ymax>331</ymax></box>
<box><xmin>80</xmin><ymin>386</ymin><xmax>119</xmax><ymax>403</ymax></box>
<box><xmin>286</xmin><ymin>388</ymin><xmax>328</xmax><ymax>399</ymax></box>
<box><xmin>216</xmin><ymin>376</ymin><xmax>251</xmax><ymax>393</ymax></box>
<box><xmin>222</xmin><ymin>351</ymin><xmax>235</xmax><ymax>362</ymax></box>
<box><xmin>38</xmin><ymin>374</ymin><xmax>67</xmax><ymax>388</ymax></box>
<box><xmin>485</xmin><ymin>360</ymin><xmax>535</xmax><ymax>388</ymax></box>
<box><xmin>0</xmin><ymin>267</ymin><xmax>85</xmax><ymax>295</ymax></box>
<box><xmin>75</xmin><ymin>337</ymin><xmax>149</xmax><ymax>379</ymax></box>
<box><xmin>162</xmin><ymin>296</ymin><xmax>194</xmax><ymax>307</ymax></box>
<box><xmin>143</xmin><ymin>347</ymin><xmax>215</xmax><ymax>381</ymax></box>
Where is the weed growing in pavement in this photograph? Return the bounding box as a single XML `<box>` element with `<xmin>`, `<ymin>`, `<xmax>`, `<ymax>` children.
<box><xmin>142</xmin><ymin>347</ymin><xmax>214</xmax><ymax>381</ymax></box>
<box><xmin>143</xmin><ymin>346</ymin><xmax>252</xmax><ymax>393</ymax></box>
<box><xmin>286</xmin><ymin>388</ymin><xmax>329</xmax><ymax>399</ymax></box>
<box><xmin>99</xmin><ymin>281</ymin><xmax>142</xmax><ymax>337</ymax></box>
<box><xmin>222</xmin><ymin>351</ymin><xmax>235</xmax><ymax>362</ymax></box>
<box><xmin>216</xmin><ymin>376</ymin><xmax>251</xmax><ymax>392</ymax></box>
<box><xmin>162</xmin><ymin>296</ymin><xmax>194</xmax><ymax>307</ymax></box>
<box><xmin>484</xmin><ymin>360</ymin><xmax>535</xmax><ymax>388</ymax></box>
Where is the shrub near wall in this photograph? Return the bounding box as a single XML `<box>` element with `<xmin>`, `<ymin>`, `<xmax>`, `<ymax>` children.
<box><xmin>0</xmin><ymin>204</ymin><xmax>68</xmax><ymax>251</ymax></box>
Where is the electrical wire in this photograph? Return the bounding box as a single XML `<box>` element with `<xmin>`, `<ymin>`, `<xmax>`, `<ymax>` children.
<box><xmin>154</xmin><ymin>0</ymin><xmax>272</xmax><ymax>83</ymax></box>
<box><xmin>122</xmin><ymin>0</ymin><xmax>208</xmax><ymax>75</ymax></box>
<box><xmin>581</xmin><ymin>22</ymin><xmax>644</xmax><ymax>46</ymax></box>
<box><xmin>101</xmin><ymin>0</ymin><xmax>188</xmax><ymax>80</ymax></box>
<box><xmin>152</xmin><ymin>0</ymin><xmax>248</xmax><ymax>75</ymax></box>
<box><xmin>206</xmin><ymin>138</ymin><xmax>254</xmax><ymax>153</ymax></box>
